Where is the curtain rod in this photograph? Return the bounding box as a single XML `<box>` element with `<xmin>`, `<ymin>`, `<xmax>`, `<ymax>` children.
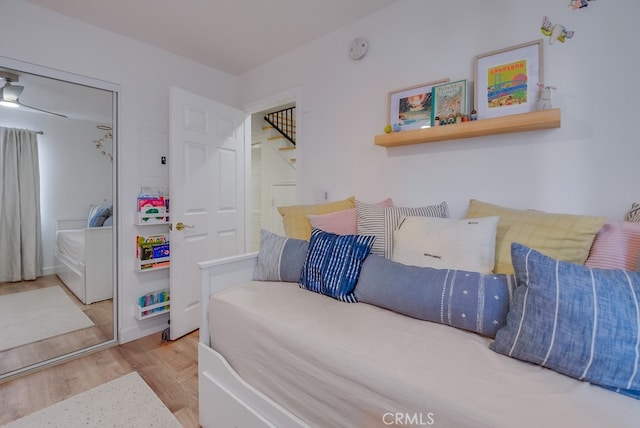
<box><xmin>0</xmin><ymin>127</ymin><xmax>43</xmax><ymax>135</ymax></box>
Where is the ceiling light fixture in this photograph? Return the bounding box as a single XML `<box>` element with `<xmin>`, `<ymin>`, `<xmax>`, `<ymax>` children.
<box><xmin>0</xmin><ymin>99</ymin><xmax>20</xmax><ymax>108</ymax></box>
<box><xmin>0</xmin><ymin>80</ymin><xmax>21</xmax><ymax>108</ymax></box>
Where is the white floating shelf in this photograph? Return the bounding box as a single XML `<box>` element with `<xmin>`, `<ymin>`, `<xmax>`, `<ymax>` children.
<box><xmin>135</xmin><ymin>300</ymin><xmax>170</xmax><ymax>320</ymax></box>
<box><xmin>138</xmin><ymin>256</ymin><xmax>170</xmax><ymax>272</ymax></box>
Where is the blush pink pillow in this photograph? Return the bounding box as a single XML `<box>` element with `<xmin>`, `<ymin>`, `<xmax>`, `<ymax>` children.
<box><xmin>308</xmin><ymin>198</ymin><xmax>393</xmax><ymax>235</ymax></box>
<box><xmin>585</xmin><ymin>222</ymin><xmax>640</xmax><ymax>271</ymax></box>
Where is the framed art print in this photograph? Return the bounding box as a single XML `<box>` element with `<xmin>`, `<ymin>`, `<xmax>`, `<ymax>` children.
<box><xmin>473</xmin><ymin>39</ymin><xmax>543</xmax><ymax>119</ymax></box>
<box><xmin>388</xmin><ymin>78</ymin><xmax>449</xmax><ymax>131</ymax></box>
<box><xmin>431</xmin><ymin>80</ymin><xmax>467</xmax><ymax>124</ymax></box>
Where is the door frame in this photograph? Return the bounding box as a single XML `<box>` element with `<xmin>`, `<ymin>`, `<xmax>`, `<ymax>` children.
<box><xmin>243</xmin><ymin>86</ymin><xmax>302</xmax><ymax>232</ymax></box>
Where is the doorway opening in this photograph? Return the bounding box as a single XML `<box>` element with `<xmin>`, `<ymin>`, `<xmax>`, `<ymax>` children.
<box><xmin>250</xmin><ymin>101</ymin><xmax>298</xmax><ymax>251</ymax></box>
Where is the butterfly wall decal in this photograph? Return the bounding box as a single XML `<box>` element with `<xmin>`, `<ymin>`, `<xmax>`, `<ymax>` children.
<box><xmin>569</xmin><ymin>0</ymin><xmax>595</xmax><ymax>10</ymax></box>
<box><xmin>541</xmin><ymin>16</ymin><xmax>575</xmax><ymax>44</ymax></box>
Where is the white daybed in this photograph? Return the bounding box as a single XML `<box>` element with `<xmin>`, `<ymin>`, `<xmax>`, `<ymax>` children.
<box><xmin>198</xmin><ymin>252</ymin><xmax>640</xmax><ymax>428</ymax></box>
<box><xmin>55</xmin><ymin>218</ymin><xmax>113</xmax><ymax>304</ymax></box>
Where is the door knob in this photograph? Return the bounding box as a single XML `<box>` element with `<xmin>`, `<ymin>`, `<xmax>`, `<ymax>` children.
<box><xmin>175</xmin><ymin>222</ymin><xmax>194</xmax><ymax>231</ymax></box>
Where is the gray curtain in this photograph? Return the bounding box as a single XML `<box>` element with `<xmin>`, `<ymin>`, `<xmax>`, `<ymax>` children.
<box><xmin>0</xmin><ymin>127</ymin><xmax>42</xmax><ymax>282</ymax></box>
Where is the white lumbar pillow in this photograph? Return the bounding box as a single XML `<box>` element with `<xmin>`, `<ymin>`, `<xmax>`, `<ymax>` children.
<box><xmin>392</xmin><ymin>216</ymin><xmax>499</xmax><ymax>273</ymax></box>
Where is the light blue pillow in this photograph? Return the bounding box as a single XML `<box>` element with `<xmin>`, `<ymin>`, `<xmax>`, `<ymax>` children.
<box><xmin>253</xmin><ymin>229</ymin><xmax>309</xmax><ymax>282</ymax></box>
<box><xmin>490</xmin><ymin>243</ymin><xmax>640</xmax><ymax>399</ymax></box>
<box><xmin>355</xmin><ymin>254</ymin><xmax>516</xmax><ymax>338</ymax></box>
<box><xmin>87</xmin><ymin>203</ymin><xmax>112</xmax><ymax>227</ymax></box>
<box><xmin>300</xmin><ymin>228</ymin><xmax>374</xmax><ymax>302</ymax></box>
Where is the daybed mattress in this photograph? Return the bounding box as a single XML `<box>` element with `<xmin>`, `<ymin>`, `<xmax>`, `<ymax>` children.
<box><xmin>56</xmin><ymin>229</ymin><xmax>85</xmax><ymax>263</ymax></box>
<box><xmin>208</xmin><ymin>281</ymin><xmax>640</xmax><ymax>428</ymax></box>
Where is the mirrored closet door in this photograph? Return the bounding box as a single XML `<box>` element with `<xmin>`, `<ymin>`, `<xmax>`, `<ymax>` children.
<box><xmin>0</xmin><ymin>57</ymin><xmax>118</xmax><ymax>380</ymax></box>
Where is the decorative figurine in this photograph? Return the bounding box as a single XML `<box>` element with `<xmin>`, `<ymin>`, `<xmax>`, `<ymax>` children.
<box><xmin>384</xmin><ymin>124</ymin><xmax>392</xmax><ymax>134</ymax></box>
<box><xmin>392</xmin><ymin>123</ymin><xmax>401</xmax><ymax>132</ymax></box>
<box><xmin>434</xmin><ymin>116</ymin><xmax>440</xmax><ymax>127</ymax></box>
<box><xmin>470</xmin><ymin>109</ymin><xmax>478</xmax><ymax>121</ymax></box>
<box><xmin>536</xmin><ymin>83</ymin><xmax>556</xmax><ymax>111</ymax></box>
<box><xmin>541</xmin><ymin>16</ymin><xmax>574</xmax><ymax>44</ymax></box>
<box><xmin>569</xmin><ymin>0</ymin><xmax>594</xmax><ymax>10</ymax></box>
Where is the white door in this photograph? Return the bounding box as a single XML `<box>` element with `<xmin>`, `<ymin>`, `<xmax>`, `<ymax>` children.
<box><xmin>169</xmin><ymin>86</ymin><xmax>248</xmax><ymax>340</ymax></box>
<box><xmin>271</xmin><ymin>183</ymin><xmax>297</xmax><ymax>236</ymax></box>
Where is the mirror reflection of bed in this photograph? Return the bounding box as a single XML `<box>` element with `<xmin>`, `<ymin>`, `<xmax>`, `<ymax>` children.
<box><xmin>0</xmin><ymin>59</ymin><xmax>117</xmax><ymax>379</ymax></box>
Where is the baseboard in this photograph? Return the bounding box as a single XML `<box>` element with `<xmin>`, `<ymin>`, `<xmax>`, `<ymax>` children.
<box><xmin>41</xmin><ymin>266</ymin><xmax>57</xmax><ymax>276</ymax></box>
<box><xmin>119</xmin><ymin>314</ymin><xmax>169</xmax><ymax>344</ymax></box>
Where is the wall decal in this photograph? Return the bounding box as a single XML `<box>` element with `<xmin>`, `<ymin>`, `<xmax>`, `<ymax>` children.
<box><xmin>541</xmin><ymin>16</ymin><xmax>574</xmax><ymax>44</ymax></box>
<box><xmin>569</xmin><ymin>0</ymin><xmax>595</xmax><ymax>10</ymax></box>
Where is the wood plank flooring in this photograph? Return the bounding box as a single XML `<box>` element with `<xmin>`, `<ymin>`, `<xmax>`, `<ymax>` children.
<box><xmin>0</xmin><ymin>275</ymin><xmax>114</xmax><ymax>375</ymax></box>
<box><xmin>0</xmin><ymin>330</ymin><xmax>199</xmax><ymax>427</ymax></box>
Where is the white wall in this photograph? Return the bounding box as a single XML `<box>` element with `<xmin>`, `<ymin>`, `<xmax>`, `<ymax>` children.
<box><xmin>0</xmin><ymin>109</ymin><xmax>112</xmax><ymax>274</ymax></box>
<box><xmin>239</xmin><ymin>0</ymin><xmax>640</xmax><ymax>220</ymax></box>
<box><xmin>1</xmin><ymin>0</ymin><xmax>238</xmax><ymax>342</ymax></box>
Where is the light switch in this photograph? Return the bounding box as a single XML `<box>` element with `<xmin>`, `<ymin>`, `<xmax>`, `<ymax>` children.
<box><xmin>314</xmin><ymin>190</ymin><xmax>328</xmax><ymax>203</ymax></box>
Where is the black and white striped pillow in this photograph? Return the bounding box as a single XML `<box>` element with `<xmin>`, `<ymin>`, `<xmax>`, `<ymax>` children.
<box><xmin>356</xmin><ymin>200</ymin><xmax>448</xmax><ymax>258</ymax></box>
<box><xmin>625</xmin><ymin>202</ymin><xmax>640</xmax><ymax>223</ymax></box>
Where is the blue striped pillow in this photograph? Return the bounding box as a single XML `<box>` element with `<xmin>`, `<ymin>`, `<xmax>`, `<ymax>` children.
<box><xmin>253</xmin><ymin>229</ymin><xmax>309</xmax><ymax>282</ymax></box>
<box><xmin>87</xmin><ymin>203</ymin><xmax>112</xmax><ymax>227</ymax></box>
<box><xmin>300</xmin><ymin>228</ymin><xmax>374</xmax><ymax>302</ymax></box>
<box><xmin>490</xmin><ymin>243</ymin><xmax>640</xmax><ymax>399</ymax></box>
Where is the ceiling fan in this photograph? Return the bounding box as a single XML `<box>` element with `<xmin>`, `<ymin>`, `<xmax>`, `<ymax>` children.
<box><xmin>0</xmin><ymin>71</ymin><xmax>67</xmax><ymax>118</ymax></box>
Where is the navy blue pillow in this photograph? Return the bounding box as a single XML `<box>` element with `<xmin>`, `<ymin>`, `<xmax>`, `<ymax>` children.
<box><xmin>355</xmin><ymin>254</ymin><xmax>516</xmax><ymax>338</ymax></box>
<box><xmin>87</xmin><ymin>203</ymin><xmax>112</xmax><ymax>227</ymax></box>
<box><xmin>300</xmin><ymin>228</ymin><xmax>374</xmax><ymax>302</ymax></box>
<box><xmin>491</xmin><ymin>243</ymin><xmax>640</xmax><ymax>399</ymax></box>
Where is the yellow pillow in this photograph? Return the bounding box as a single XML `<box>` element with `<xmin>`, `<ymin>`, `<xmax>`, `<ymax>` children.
<box><xmin>278</xmin><ymin>196</ymin><xmax>356</xmax><ymax>240</ymax></box>
<box><xmin>465</xmin><ymin>199</ymin><xmax>606</xmax><ymax>274</ymax></box>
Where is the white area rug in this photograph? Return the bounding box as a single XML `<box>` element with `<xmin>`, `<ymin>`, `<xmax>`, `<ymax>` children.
<box><xmin>0</xmin><ymin>286</ymin><xmax>94</xmax><ymax>352</ymax></box>
<box><xmin>5</xmin><ymin>372</ymin><xmax>182</xmax><ymax>427</ymax></box>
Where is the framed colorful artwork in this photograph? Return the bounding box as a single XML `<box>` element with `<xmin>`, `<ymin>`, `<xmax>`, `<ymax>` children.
<box><xmin>388</xmin><ymin>78</ymin><xmax>449</xmax><ymax>131</ymax></box>
<box><xmin>473</xmin><ymin>39</ymin><xmax>543</xmax><ymax>119</ymax></box>
<box><xmin>431</xmin><ymin>80</ymin><xmax>467</xmax><ymax>124</ymax></box>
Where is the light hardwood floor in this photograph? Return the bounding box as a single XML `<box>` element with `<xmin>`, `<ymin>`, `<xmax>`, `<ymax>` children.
<box><xmin>0</xmin><ymin>275</ymin><xmax>113</xmax><ymax>375</ymax></box>
<box><xmin>0</xmin><ymin>330</ymin><xmax>199</xmax><ymax>427</ymax></box>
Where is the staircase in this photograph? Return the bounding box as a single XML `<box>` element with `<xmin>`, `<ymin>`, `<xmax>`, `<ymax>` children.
<box><xmin>264</xmin><ymin>107</ymin><xmax>296</xmax><ymax>145</ymax></box>
<box><xmin>264</xmin><ymin>107</ymin><xmax>296</xmax><ymax>167</ymax></box>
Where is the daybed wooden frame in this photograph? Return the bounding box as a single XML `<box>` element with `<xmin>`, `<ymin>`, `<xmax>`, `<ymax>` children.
<box><xmin>55</xmin><ymin>218</ymin><xmax>113</xmax><ymax>305</ymax></box>
<box><xmin>198</xmin><ymin>252</ymin><xmax>309</xmax><ymax>428</ymax></box>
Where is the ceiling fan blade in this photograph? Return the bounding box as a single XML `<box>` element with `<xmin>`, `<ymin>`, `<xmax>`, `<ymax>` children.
<box><xmin>18</xmin><ymin>101</ymin><xmax>68</xmax><ymax>118</ymax></box>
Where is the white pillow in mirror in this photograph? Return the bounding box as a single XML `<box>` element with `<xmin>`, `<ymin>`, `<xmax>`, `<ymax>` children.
<box><xmin>392</xmin><ymin>216</ymin><xmax>499</xmax><ymax>273</ymax></box>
